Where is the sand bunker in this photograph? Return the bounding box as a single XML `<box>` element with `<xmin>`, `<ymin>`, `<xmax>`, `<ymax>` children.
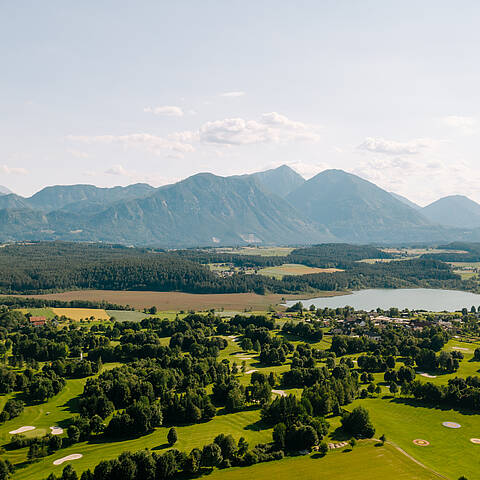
<box><xmin>442</xmin><ymin>421</ymin><xmax>461</xmax><ymax>429</ymax></box>
<box><xmin>328</xmin><ymin>441</ymin><xmax>348</xmax><ymax>450</ymax></box>
<box><xmin>9</xmin><ymin>426</ymin><xmax>35</xmax><ymax>435</ymax></box>
<box><xmin>53</xmin><ymin>454</ymin><xmax>83</xmax><ymax>466</ymax></box>
<box><xmin>452</xmin><ymin>347</ymin><xmax>471</xmax><ymax>352</ymax></box>
<box><xmin>413</xmin><ymin>439</ymin><xmax>430</xmax><ymax>446</ymax></box>
<box><xmin>50</xmin><ymin>426</ymin><xmax>63</xmax><ymax>435</ymax></box>
<box><xmin>470</xmin><ymin>438</ymin><xmax>480</xmax><ymax>444</ymax></box>
<box><xmin>272</xmin><ymin>389</ymin><xmax>287</xmax><ymax>397</ymax></box>
<box><xmin>419</xmin><ymin>372</ymin><xmax>437</xmax><ymax>378</ymax></box>
<box><xmin>245</xmin><ymin>369</ymin><xmax>258</xmax><ymax>374</ymax></box>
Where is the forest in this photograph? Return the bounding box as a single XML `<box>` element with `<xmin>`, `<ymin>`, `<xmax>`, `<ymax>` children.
<box><xmin>0</xmin><ymin>242</ymin><xmax>476</xmax><ymax>296</ymax></box>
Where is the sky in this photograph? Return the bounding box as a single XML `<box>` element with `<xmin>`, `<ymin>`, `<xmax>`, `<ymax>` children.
<box><xmin>1</xmin><ymin>1</ymin><xmax>480</xmax><ymax>205</ymax></box>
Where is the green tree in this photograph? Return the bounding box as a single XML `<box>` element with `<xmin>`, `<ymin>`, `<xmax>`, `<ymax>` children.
<box><xmin>201</xmin><ymin>443</ymin><xmax>223</xmax><ymax>468</ymax></box>
<box><xmin>167</xmin><ymin>427</ymin><xmax>178</xmax><ymax>446</ymax></box>
<box><xmin>341</xmin><ymin>406</ymin><xmax>375</xmax><ymax>438</ymax></box>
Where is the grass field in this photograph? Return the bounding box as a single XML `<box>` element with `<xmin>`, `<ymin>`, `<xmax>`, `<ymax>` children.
<box><xmin>16</xmin><ymin>308</ymin><xmax>56</xmax><ymax>319</ymax></box>
<box><xmin>10</xmin><ymin>407</ymin><xmax>271</xmax><ymax>480</ymax></box>
<box><xmin>207</xmin><ymin>442</ymin><xmax>442</xmax><ymax>480</ymax></box>
<box><xmin>258</xmin><ymin>264</ymin><xmax>343</xmax><ymax>279</ymax></box>
<box><xmin>351</xmin><ymin>396</ymin><xmax>480</xmax><ymax>480</ymax></box>
<box><xmin>51</xmin><ymin>308</ymin><xmax>110</xmax><ymax>321</ymax></box>
<box><xmin>9</xmin><ymin>291</ymin><xmax>344</xmax><ymax>311</ymax></box>
<box><xmin>105</xmin><ymin>310</ymin><xmax>150</xmax><ymax>322</ymax></box>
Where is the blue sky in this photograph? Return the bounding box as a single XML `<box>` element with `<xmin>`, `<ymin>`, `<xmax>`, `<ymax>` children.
<box><xmin>1</xmin><ymin>1</ymin><xmax>480</xmax><ymax>204</ymax></box>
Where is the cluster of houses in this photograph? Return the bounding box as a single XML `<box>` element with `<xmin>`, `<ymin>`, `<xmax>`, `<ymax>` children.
<box><xmin>327</xmin><ymin>311</ymin><xmax>460</xmax><ymax>338</ymax></box>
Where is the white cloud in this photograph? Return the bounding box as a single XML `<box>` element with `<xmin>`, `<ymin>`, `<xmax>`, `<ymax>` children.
<box><xmin>219</xmin><ymin>91</ymin><xmax>245</xmax><ymax>97</ymax></box>
<box><xmin>68</xmin><ymin>113</ymin><xmax>319</xmax><ymax>158</ymax></box>
<box><xmin>67</xmin><ymin>133</ymin><xmax>194</xmax><ymax>157</ymax></box>
<box><xmin>358</xmin><ymin>137</ymin><xmax>434</xmax><ymax>155</ymax></box>
<box><xmin>441</xmin><ymin>115</ymin><xmax>477</xmax><ymax>134</ymax></box>
<box><xmin>68</xmin><ymin>149</ymin><xmax>90</xmax><ymax>159</ymax></box>
<box><xmin>348</xmin><ymin>155</ymin><xmax>480</xmax><ymax>205</ymax></box>
<box><xmin>105</xmin><ymin>164</ymin><xmax>129</xmax><ymax>176</ymax></box>
<box><xmin>143</xmin><ymin>105</ymin><xmax>184</xmax><ymax>117</ymax></box>
<box><xmin>0</xmin><ymin>164</ymin><xmax>28</xmax><ymax>175</ymax></box>
<box><xmin>199</xmin><ymin>112</ymin><xmax>321</xmax><ymax>145</ymax></box>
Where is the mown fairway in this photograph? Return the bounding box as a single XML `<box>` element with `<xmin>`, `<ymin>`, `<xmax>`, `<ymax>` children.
<box><xmin>352</xmin><ymin>396</ymin><xmax>480</xmax><ymax>479</ymax></box>
<box><xmin>9</xmin><ymin>408</ymin><xmax>271</xmax><ymax>480</ymax></box>
<box><xmin>207</xmin><ymin>442</ymin><xmax>442</xmax><ymax>480</ymax></box>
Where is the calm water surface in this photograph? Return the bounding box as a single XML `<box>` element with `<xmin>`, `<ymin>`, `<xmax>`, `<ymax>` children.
<box><xmin>286</xmin><ymin>288</ymin><xmax>480</xmax><ymax>311</ymax></box>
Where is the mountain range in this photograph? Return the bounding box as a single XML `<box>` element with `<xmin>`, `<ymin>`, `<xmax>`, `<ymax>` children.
<box><xmin>0</xmin><ymin>166</ymin><xmax>479</xmax><ymax>246</ymax></box>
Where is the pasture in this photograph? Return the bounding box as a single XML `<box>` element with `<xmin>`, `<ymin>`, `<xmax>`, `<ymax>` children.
<box><xmin>16</xmin><ymin>308</ymin><xmax>56</xmax><ymax>319</ymax></box>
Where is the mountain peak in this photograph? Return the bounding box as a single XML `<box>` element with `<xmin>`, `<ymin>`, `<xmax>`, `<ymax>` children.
<box><xmin>422</xmin><ymin>195</ymin><xmax>480</xmax><ymax>228</ymax></box>
<box><xmin>247</xmin><ymin>164</ymin><xmax>305</xmax><ymax>197</ymax></box>
<box><xmin>286</xmin><ymin>169</ymin><xmax>433</xmax><ymax>242</ymax></box>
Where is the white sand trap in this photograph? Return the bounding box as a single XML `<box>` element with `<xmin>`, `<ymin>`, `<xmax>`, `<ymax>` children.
<box><xmin>272</xmin><ymin>389</ymin><xmax>287</xmax><ymax>397</ymax></box>
<box><xmin>50</xmin><ymin>426</ymin><xmax>63</xmax><ymax>435</ymax></box>
<box><xmin>9</xmin><ymin>426</ymin><xmax>35</xmax><ymax>435</ymax></box>
<box><xmin>53</xmin><ymin>454</ymin><xmax>83</xmax><ymax>466</ymax></box>
<box><xmin>419</xmin><ymin>372</ymin><xmax>437</xmax><ymax>378</ymax></box>
<box><xmin>453</xmin><ymin>347</ymin><xmax>471</xmax><ymax>352</ymax></box>
<box><xmin>470</xmin><ymin>438</ymin><xmax>480</xmax><ymax>444</ymax></box>
<box><xmin>442</xmin><ymin>421</ymin><xmax>461</xmax><ymax>429</ymax></box>
<box><xmin>238</xmin><ymin>357</ymin><xmax>252</xmax><ymax>360</ymax></box>
<box><xmin>245</xmin><ymin>369</ymin><xmax>258</xmax><ymax>374</ymax></box>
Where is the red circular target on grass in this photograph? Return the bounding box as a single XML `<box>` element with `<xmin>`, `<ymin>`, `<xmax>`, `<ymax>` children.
<box><xmin>413</xmin><ymin>439</ymin><xmax>430</xmax><ymax>446</ymax></box>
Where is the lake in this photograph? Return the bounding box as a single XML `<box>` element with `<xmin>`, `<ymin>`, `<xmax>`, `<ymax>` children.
<box><xmin>285</xmin><ymin>288</ymin><xmax>480</xmax><ymax>312</ymax></box>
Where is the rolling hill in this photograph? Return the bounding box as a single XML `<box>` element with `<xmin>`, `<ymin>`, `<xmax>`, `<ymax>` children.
<box><xmin>422</xmin><ymin>195</ymin><xmax>480</xmax><ymax>228</ymax></box>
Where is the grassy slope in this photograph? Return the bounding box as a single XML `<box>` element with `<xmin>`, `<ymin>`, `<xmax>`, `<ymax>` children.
<box><xmin>207</xmin><ymin>442</ymin><xmax>441</xmax><ymax>480</ymax></box>
<box><xmin>12</xmin><ymin>409</ymin><xmax>271</xmax><ymax>480</ymax></box>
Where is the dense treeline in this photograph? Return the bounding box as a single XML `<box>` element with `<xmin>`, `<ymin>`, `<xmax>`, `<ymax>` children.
<box><xmin>403</xmin><ymin>376</ymin><xmax>480</xmax><ymax>411</ymax></box>
<box><xmin>288</xmin><ymin>244</ymin><xmax>392</xmax><ymax>268</ymax></box>
<box><xmin>0</xmin><ymin>241</ymin><xmax>471</xmax><ymax>296</ymax></box>
<box><xmin>0</xmin><ymin>297</ymin><xmax>133</xmax><ymax>311</ymax></box>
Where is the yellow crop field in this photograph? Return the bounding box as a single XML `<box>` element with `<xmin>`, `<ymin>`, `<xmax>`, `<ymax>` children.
<box><xmin>51</xmin><ymin>308</ymin><xmax>110</xmax><ymax>321</ymax></box>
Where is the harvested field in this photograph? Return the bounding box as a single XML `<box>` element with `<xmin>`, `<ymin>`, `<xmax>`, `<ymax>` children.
<box><xmin>258</xmin><ymin>263</ymin><xmax>344</xmax><ymax>279</ymax></box>
<box><xmin>51</xmin><ymin>308</ymin><xmax>110</xmax><ymax>321</ymax></box>
<box><xmin>10</xmin><ymin>290</ymin><xmax>345</xmax><ymax>311</ymax></box>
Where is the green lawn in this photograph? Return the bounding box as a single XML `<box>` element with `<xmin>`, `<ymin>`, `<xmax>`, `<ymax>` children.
<box><xmin>207</xmin><ymin>441</ymin><xmax>441</xmax><ymax>480</ymax></box>
<box><xmin>12</xmin><ymin>409</ymin><xmax>272</xmax><ymax>480</ymax></box>
<box><xmin>15</xmin><ymin>308</ymin><xmax>56</xmax><ymax>320</ymax></box>
<box><xmin>351</xmin><ymin>394</ymin><xmax>480</xmax><ymax>479</ymax></box>
<box><xmin>105</xmin><ymin>310</ymin><xmax>151</xmax><ymax>322</ymax></box>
